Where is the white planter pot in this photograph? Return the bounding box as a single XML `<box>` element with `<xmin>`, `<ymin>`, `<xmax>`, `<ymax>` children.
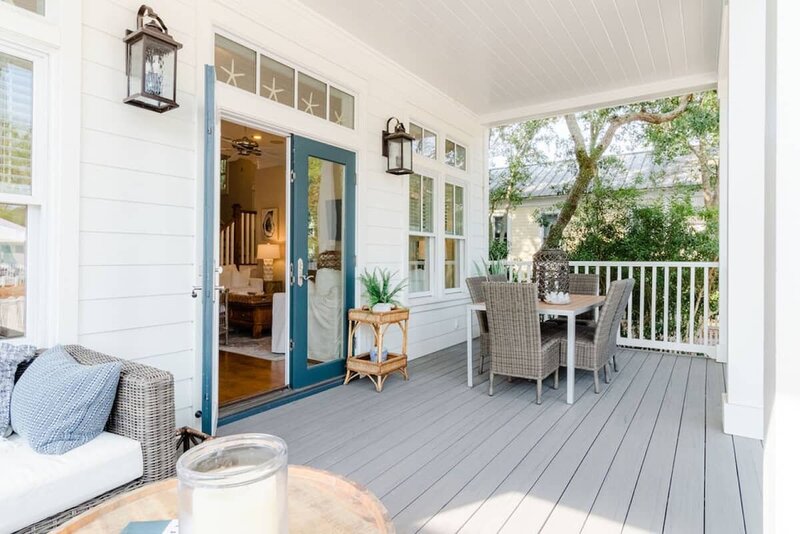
<box><xmin>371</xmin><ymin>303</ymin><xmax>393</xmax><ymax>313</ymax></box>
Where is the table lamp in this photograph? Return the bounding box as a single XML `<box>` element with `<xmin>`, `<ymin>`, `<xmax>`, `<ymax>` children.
<box><xmin>257</xmin><ymin>243</ymin><xmax>281</xmax><ymax>281</ymax></box>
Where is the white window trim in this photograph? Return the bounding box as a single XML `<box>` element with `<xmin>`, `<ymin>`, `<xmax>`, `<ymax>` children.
<box><xmin>407</xmin><ymin>171</ymin><xmax>436</xmax><ymax>299</ymax></box>
<box><xmin>442</xmin><ymin>178</ymin><xmax>467</xmax><ymax>295</ymax></box>
<box><xmin>444</xmin><ymin>137</ymin><xmax>468</xmax><ymax>172</ymax></box>
<box><xmin>0</xmin><ymin>0</ymin><xmax>80</xmax><ymax>347</ymax></box>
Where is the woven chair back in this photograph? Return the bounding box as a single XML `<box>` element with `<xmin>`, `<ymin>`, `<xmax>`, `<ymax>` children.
<box><xmin>484</xmin><ymin>282</ymin><xmax>548</xmax><ymax>378</ymax></box>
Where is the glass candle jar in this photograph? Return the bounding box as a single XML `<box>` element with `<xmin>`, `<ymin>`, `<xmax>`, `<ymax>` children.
<box><xmin>177</xmin><ymin>433</ymin><xmax>288</xmax><ymax>534</ymax></box>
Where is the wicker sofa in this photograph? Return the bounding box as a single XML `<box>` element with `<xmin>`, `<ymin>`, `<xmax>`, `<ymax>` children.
<box><xmin>11</xmin><ymin>345</ymin><xmax>176</xmax><ymax>534</ymax></box>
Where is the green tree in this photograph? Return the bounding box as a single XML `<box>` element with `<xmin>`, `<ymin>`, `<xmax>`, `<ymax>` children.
<box><xmin>645</xmin><ymin>91</ymin><xmax>719</xmax><ymax>208</ymax></box>
<box><xmin>544</xmin><ymin>94</ymin><xmax>693</xmax><ymax>248</ymax></box>
<box><xmin>488</xmin><ymin>119</ymin><xmax>551</xmax><ymax>225</ymax></box>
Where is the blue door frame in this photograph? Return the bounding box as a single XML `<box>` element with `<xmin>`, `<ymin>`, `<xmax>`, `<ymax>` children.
<box><xmin>290</xmin><ymin>135</ymin><xmax>356</xmax><ymax>389</ymax></box>
<box><xmin>201</xmin><ymin>65</ymin><xmax>216</xmax><ymax>434</ymax></box>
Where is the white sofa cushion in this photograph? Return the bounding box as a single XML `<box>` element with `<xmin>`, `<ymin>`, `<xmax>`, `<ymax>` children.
<box><xmin>0</xmin><ymin>431</ymin><xmax>143</xmax><ymax>533</ymax></box>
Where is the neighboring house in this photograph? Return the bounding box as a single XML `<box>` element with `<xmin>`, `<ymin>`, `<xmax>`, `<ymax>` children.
<box><xmin>490</xmin><ymin>151</ymin><xmax>707</xmax><ymax>260</ymax></box>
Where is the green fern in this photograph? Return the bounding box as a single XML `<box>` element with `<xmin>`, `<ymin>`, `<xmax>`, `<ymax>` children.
<box><xmin>359</xmin><ymin>268</ymin><xmax>408</xmax><ymax>308</ymax></box>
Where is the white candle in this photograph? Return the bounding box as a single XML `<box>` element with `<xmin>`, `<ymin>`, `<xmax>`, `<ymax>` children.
<box><xmin>189</xmin><ymin>471</ymin><xmax>279</xmax><ymax>534</ymax></box>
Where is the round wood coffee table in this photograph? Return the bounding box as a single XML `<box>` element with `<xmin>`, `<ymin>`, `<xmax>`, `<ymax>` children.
<box><xmin>55</xmin><ymin>465</ymin><xmax>394</xmax><ymax>533</ymax></box>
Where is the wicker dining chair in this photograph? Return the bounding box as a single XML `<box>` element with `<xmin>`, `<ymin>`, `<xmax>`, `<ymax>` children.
<box><xmin>466</xmin><ymin>276</ymin><xmax>491</xmax><ymax>374</ymax></box>
<box><xmin>606</xmin><ymin>278</ymin><xmax>635</xmax><ymax>372</ymax></box>
<box><xmin>555</xmin><ymin>278</ymin><xmax>635</xmax><ymax>393</ymax></box>
<box><xmin>484</xmin><ymin>282</ymin><xmax>561</xmax><ymax>404</ymax></box>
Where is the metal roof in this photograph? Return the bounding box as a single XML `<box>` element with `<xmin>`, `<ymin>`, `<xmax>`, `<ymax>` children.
<box><xmin>490</xmin><ymin>151</ymin><xmax>703</xmax><ymax>198</ymax></box>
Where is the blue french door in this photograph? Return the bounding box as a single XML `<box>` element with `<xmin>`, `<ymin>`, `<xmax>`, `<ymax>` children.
<box><xmin>200</xmin><ymin>65</ymin><xmax>217</xmax><ymax>434</ymax></box>
<box><xmin>290</xmin><ymin>136</ymin><xmax>356</xmax><ymax>389</ymax></box>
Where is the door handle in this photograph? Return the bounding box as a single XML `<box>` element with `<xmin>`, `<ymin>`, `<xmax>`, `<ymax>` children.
<box><xmin>297</xmin><ymin>258</ymin><xmax>306</xmax><ymax>287</ymax></box>
<box><xmin>191</xmin><ymin>285</ymin><xmax>226</xmax><ymax>298</ymax></box>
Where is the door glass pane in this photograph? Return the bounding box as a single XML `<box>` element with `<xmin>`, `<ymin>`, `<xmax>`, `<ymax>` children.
<box><xmin>214</xmin><ymin>35</ymin><xmax>256</xmax><ymax>93</ymax></box>
<box><xmin>0</xmin><ymin>203</ymin><xmax>26</xmax><ymax>338</ymax></box>
<box><xmin>0</xmin><ymin>52</ymin><xmax>33</xmax><ymax>195</ymax></box>
<box><xmin>298</xmin><ymin>72</ymin><xmax>327</xmax><ymax>119</ymax></box>
<box><xmin>260</xmin><ymin>55</ymin><xmax>294</xmax><ymax>107</ymax></box>
<box><xmin>306</xmin><ymin>156</ymin><xmax>344</xmax><ymax>366</ymax></box>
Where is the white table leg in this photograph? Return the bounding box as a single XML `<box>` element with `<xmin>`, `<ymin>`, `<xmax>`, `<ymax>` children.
<box><xmin>466</xmin><ymin>307</ymin><xmax>474</xmax><ymax>387</ymax></box>
<box><xmin>567</xmin><ymin>315</ymin><xmax>575</xmax><ymax>404</ymax></box>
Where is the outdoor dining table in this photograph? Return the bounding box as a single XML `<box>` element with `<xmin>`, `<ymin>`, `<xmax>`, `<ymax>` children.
<box><xmin>465</xmin><ymin>294</ymin><xmax>605</xmax><ymax>404</ymax></box>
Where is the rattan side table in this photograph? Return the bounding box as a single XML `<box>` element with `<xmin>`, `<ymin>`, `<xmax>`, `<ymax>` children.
<box><xmin>344</xmin><ymin>307</ymin><xmax>409</xmax><ymax>392</ymax></box>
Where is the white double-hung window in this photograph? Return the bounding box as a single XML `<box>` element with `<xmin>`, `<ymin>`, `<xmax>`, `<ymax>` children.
<box><xmin>443</xmin><ymin>182</ymin><xmax>465</xmax><ymax>291</ymax></box>
<box><xmin>0</xmin><ymin>47</ymin><xmax>43</xmax><ymax>341</ymax></box>
<box><xmin>408</xmin><ymin>173</ymin><xmax>435</xmax><ymax>295</ymax></box>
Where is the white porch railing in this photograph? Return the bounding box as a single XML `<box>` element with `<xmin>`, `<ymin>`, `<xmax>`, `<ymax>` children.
<box><xmin>501</xmin><ymin>260</ymin><xmax>720</xmax><ymax>357</ymax></box>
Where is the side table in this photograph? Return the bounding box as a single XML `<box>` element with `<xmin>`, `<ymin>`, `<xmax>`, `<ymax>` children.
<box><xmin>344</xmin><ymin>307</ymin><xmax>409</xmax><ymax>392</ymax></box>
<box><xmin>54</xmin><ymin>465</ymin><xmax>394</xmax><ymax>533</ymax></box>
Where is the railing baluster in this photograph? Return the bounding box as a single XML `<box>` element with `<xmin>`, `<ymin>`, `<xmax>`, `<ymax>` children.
<box><xmin>626</xmin><ymin>266</ymin><xmax>633</xmax><ymax>340</ymax></box>
<box><xmin>663</xmin><ymin>266</ymin><xmax>669</xmax><ymax>342</ymax></box>
<box><xmin>651</xmin><ymin>266</ymin><xmax>657</xmax><ymax>341</ymax></box>
<box><xmin>704</xmin><ymin>266</ymin><xmax>710</xmax><ymax>346</ymax></box>
<box><xmin>676</xmin><ymin>266</ymin><xmax>683</xmax><ymax>344</ymax></box>
<box><xmin>689</xmin><ymin>267</ymin><xmax>696</xmax><ymax>344</ymax></box>
<box><xmin>639</xmin><ymin>265</ymin><xmax>645</xmax><ymax>339</ymax></box>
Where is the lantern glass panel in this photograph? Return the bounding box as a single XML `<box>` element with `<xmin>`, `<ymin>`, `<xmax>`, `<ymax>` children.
<box><xmin>387</xmin><ymin>137</ymin><xmax>403</xmax><ymax>171</ymax></box>
<box><xmin>127</xmin><ymin>37</ymin><xmax>143</xmax><ymax>99</ymax></box>
<box><xmin>401</xmin><ymin>137</ymin><xmax>412</xmax><ymax>171</ymax></box>
<box><xmin>143</xmin><ymin>35</ymin><xmax>175</xmax><ymax>100</ymax></box>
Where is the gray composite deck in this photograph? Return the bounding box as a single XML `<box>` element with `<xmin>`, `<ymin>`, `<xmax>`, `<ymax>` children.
<box><xmin>220</xmin><ymin>344</ymin><xmax>763</xmax><ymax>534</ymax></box>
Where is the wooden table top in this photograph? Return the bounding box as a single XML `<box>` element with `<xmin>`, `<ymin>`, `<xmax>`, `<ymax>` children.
<box><xmin>468</xmin><ymin>294</ymin><xmax>605</xmax><ymax>316</ymax></box>
<box><xmin>55</xmin><ymin>465</ymin><xmax>394</xmax><ymax>534</ymax></box>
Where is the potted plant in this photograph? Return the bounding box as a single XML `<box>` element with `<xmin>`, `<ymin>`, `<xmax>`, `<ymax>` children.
<box><xmin>359</xmin><ymin>268</ymin><xmax>407</xmax><ymax>313</ymax></box>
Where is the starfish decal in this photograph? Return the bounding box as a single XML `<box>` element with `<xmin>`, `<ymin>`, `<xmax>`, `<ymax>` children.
<box><xmin>262</xmin><ymin>77</ymin><xmax>284</xmax><ymax>101</ymax></box>
<box><xmin>301</xmin><ymin>92</ymin><xmax>319</xmax><ymax>116</ymax></box>
<box><xmin>219</xmin><ymin>59</ymin><xmax>245</xmax><ymax>88</ymax></box>
<box><xmin>333</xmin><ymin>110</ymin><xmax>344</xmax><ymax>125</ymax></box>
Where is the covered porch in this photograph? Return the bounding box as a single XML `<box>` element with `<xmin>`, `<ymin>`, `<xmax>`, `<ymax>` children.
<box><xmin>221</xmin><ymin>344</ymin><xmax>762</xmax><ymax>534</ymax></box>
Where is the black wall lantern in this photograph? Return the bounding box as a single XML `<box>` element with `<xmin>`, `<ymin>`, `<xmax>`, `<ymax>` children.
<box><xmin>382</xmin><ymin>117</ymin><xmax>414</xmax><ymax>175</ymax></box>
<box><xmin>123</xmin><ymin>5</ymin><xmax>182</xmax><ymax>113</ymax></box>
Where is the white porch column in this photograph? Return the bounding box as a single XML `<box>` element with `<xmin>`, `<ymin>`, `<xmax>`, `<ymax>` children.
<box><xmin>720</xmin><ymin>1</ymin><xmax>765</xmax><ymax>439</ymax></box>
<box><xmin>764</xmin><ymin>0</ymin><xmax>800</xmax><ymax>530</ymax></box>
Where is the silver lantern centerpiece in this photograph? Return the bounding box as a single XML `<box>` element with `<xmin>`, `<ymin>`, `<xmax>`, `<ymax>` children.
<box><xmin>533</xmin><ymin>248</ymin><xmax>570</xmax><ymax>301</ymax></box>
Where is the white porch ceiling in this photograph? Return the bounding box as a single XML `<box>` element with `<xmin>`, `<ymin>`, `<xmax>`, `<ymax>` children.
<box><xmin>297</xmin><ymin>0</ymin><xmax>723</xmax><ymax>123</ymax></box>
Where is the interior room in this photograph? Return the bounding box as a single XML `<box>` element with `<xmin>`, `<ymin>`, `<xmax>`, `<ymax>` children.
<box><xmin>218</xmin><ymin>120</ymin><xmax>287</xmax><ymax>407</ymax></box>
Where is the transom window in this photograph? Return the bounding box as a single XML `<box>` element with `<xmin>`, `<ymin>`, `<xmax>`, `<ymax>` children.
<box><xmin>213</xmin><ymin>34</ymin><xmax>355</xmax><ymax>129</ymax></box>
<box><xmin>408</xmin><ymin>173</ymin><xmax>434</xmax><ymax>294</ymax></box>
<box><xmin>445</xmin><ymin>139</ymin><xmax>467</xmax><ymax>171</ymax></box>
<box><xmin>444</xmin><ymin>182</ymin><xmax>465</xmax><ymax>290</ymax></box>
<box><xmin>409</xmin><ymin>122</ymin><xmax>437</xmax><ymax>159</ymax></box>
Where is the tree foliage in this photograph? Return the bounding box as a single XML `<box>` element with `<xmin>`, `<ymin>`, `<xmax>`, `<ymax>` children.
<box><xmin>488</xmin><ymin>119</ymin><xmax>551</xmax><ymax>220</ymax></box>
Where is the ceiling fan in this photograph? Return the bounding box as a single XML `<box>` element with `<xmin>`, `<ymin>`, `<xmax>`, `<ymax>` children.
<box><xmin>222</xmin><ymin>135</ymin><xmax>262</xmax><ymax>157</ymax></box>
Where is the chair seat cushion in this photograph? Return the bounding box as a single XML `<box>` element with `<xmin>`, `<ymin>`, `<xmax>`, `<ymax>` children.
<box><xmin>0</xmin><ymin>431</ymin><xmax>143</xmax><ymax>533</ymax></box>
<box><xmin>10</xmin><ymin>345</ymin><xmax>122</xmax><ymax>454</ymax></box>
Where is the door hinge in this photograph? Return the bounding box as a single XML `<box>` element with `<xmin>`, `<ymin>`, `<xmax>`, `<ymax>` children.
<box><xmin>289</xmin><ymin>339</ymin><xmax>295</xmax><ymax>351</ymax></box>
<box><xmin>290</xmin><ymin>170</ymin><xmax>296</xmax><ymax>183</ymax></box>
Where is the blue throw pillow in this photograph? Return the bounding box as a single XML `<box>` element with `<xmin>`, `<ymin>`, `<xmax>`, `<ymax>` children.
<box><xmin>9</xmin><ymin>345</ymin><xmax>122</xmax><ymax>454</ymax></box>
<box><xmin>0</xmin><ymin>343</ymin><xmax>36</xmax><ymax>438</ymax></box>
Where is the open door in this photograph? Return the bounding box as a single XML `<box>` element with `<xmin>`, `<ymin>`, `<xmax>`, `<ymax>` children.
<box><xmin>200</xmin><ymin>65</ymin><xmax>218</xmax><ymax>434</ymax></box>
<box><xmin>290</xmin><ymin>136</ymin><xmax>356</xmax><ymax>389</ymax></box>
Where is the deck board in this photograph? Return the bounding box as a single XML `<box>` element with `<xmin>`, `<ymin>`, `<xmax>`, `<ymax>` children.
<box><xmin>219</xmin><ymin>343</ymin><xmax>762</xmax><ymax>534</ymax></box>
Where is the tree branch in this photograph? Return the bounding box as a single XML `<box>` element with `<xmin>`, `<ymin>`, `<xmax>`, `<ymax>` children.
<box><xmin>564</xmin><ymin>114</ymin><xmax>587</xmax><ymax>155</ymax></box>
<box><xmin>596</xmin><ymin>94</ymin><xmax>693</xmax><ymax>155</ymax></box>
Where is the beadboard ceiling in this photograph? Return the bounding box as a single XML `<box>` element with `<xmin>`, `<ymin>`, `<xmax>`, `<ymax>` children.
<box><xmin>297</xmin><ymin>0</ymin><xmax>723</xmax><ymax>122</ymax></box>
